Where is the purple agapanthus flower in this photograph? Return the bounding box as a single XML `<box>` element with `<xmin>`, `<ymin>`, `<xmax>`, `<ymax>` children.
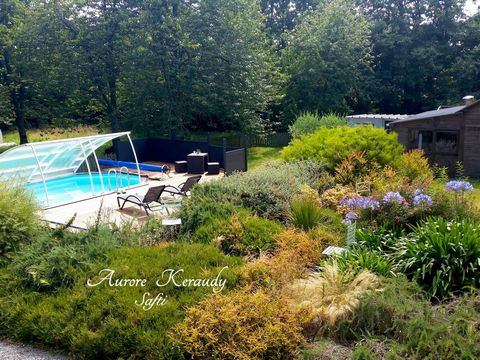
<box><xmin>342</xmin><ymin>211</ymin><xmax>359</xmax><ymax>225</ymax></box>
<box><xmin>445</xmin><ymin>180</ymin><xmax>474</xmax><ymax>193</ymax></box>
<box><xmin>339</xmin><ymin>197</ymin><xmax>379</xmax><ymax>210</ymax></box>
<box><xmin>413</xmin><ymin>193</ymin><xmax>433</xmax><ymax>207</ymax></box>
<box><xmin>414</xmin><ymin>189</ymin><xmax>424</xmax><ymax>197</ymax></box>
<box><xmin>383</xmin><ymin>191</ymin><xmax>405</xmax><ymax>204</ymax></box>
<box><xmin>339</xmin><ymin>198</ymin><xmax>359</xmax><ymax>207</ymax></box>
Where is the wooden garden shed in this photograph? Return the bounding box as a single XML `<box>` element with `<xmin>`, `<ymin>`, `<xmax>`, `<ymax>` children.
<box><xmin>390</xmin><ymin>96</ymin><xmax>480</xmax><ymax>177</ymax></box>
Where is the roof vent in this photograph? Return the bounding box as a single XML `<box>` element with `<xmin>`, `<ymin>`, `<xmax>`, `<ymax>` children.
<box><xmin>463</xmin><ymin>95</ymin><xmax>475</xmax><ymax>106</ymax></box>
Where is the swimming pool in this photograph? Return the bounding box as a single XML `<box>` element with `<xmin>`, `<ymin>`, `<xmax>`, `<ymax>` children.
<box><xmin>25</xmin><ymin>173</ymin><xmax>141</xmax><ymax>207</ymax></box>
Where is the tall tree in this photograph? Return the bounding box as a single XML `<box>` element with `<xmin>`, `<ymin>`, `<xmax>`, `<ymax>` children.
<box><xmin>282</xmin><ymin>0</ymin><xmax>373</xmax><ymax>120</ymax></box>
<box><xmin>260</xmin><ymin>0</ymin><xmax>319</xmax><ymax>48</ymax></box>
<box><xmin>187</xmin><ymin>0</ymin><xmax>282</xmax><ymax>133</ymax></box>
<box><xmin>356</xmin><ymin>0</ymin><xmax>469</xmax><ymax>113</ymax></box>
<box><xmin>0</xmin><ymin>0</ymin><xmax>29</xmax><ymax>143</ymax></box>
<box><xmin>53</xmin><ymin>0</ymin><xmax>140</xmax><ymax>134</ymax></box>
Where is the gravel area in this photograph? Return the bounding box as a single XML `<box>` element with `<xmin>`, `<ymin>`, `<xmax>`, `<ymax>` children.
<box><xmin>0</xmin><ymin>340</ymin><xmax>66</xmax><ymax>360</ymax></box>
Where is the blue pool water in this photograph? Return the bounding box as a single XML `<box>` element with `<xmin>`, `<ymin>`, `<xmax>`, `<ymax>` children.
<box><xmin>25</xmin><ymin>173</ymin><xmax>141</xmax><ymax>207</ymax></box>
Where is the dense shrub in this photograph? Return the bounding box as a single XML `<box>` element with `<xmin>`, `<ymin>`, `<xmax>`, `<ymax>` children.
<box><xmin>0</xmin><ymin>243</ymin><xmax>243</xmax><ymax>359</ymax></box>
<box><xmin>174</xmin><ymin>288</ymin><xmax>304</xmax><ymax>359</ymax></box>
<box><xmin>180</xmin><ymin>160</ymin><xmax>325</xmax><ymax>226</ymax></box>
<box><xmin>216</xmin><ymin>214</ymin><xmax>283</xmax><ymax>256</ymax></box>
<box><xmin>0</xmin><ymin>181</ymin><xmax>39</xmax><ymax>265</ymax></box>
<box><xmin>395</xmin><ymin>150</ymin><xmax>434</xmax><ymax>182</ymax></box>
<box><xmin>333</xmin><ymin>151</ymin><xmax>372</xmax><ymax>185</ymax></box>
<box><xmin>394</xmin><ymin>218</ymin><xmax>480</xmax><ymax>299</ymax></box>
<box><xmin>179</xmin><ymin>181</ymin><xmax>246</xmax><ymax>234</ymax></box>
<box><xmin>332</xmin><ymin>277</ymin><xmax>480</xmax><ymax>359</ymax></box>
<box><xmin>10</xmin><ymin>225</ymin><xmax>138</xmax><ymax>292</ymax></box>
<box><xmin>396</xmin><ymin>292</ymin><xmax>480</xmax><ymax>359</ymax></box>
<box><xmin>282</xmin><ymin>126</ymin><xmax>403</xmax><ymax>171</ymax></box>
<box><xmin>240</xmin><ymin>229</ymin><xmax>327</xmax><ymax>288</ymax></box>
<box><xmin>320</xmin><ymin>184</ymin><xmax>357</xmax><ymax>213</ymax></box>
<box><xmin>289</xmin><ymin>112</ymin><xmax>347</xmax><ymax>138</ymax></box>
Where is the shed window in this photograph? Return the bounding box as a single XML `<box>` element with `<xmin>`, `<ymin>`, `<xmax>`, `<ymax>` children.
<box><xmin>417</xmin><ymin>130</ymin><xmax>434</xmax><ymax>154</ymax></box>
<box><xmin>436</xmin><ymin>131</ymin><xmax>458</xmax><ymax>154</ymax></box>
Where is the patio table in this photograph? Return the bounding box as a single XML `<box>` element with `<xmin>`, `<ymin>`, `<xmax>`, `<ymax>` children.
<box><xmin>187</xmin><ymin>152</ymin><xmax>208</xmax><ymax>174</ymax></box>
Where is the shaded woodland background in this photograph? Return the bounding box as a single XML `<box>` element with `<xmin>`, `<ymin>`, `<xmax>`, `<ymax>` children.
<box><xmin>1</xmin><ymin>0</ymin><xmax>479</xmax><ymax>143</ymax></box>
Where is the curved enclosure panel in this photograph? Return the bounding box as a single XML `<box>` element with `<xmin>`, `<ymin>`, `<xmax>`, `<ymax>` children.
<box><xmin>0</xmin><ymin>132</ymin><xmax>141</xmax><ymax>207</ymax></box>
<box><xmin>0</xmin><ymin>132</ymin><xmax>129</xmax><ymax>183</ymax></box>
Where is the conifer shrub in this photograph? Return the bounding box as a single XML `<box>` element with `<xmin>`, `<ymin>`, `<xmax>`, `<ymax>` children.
<box><xmin>0</xmin><ymin>180</ymin><xmax>39</xmax><ymax>265</ymax></box>
<box><xmin>281</xmin><ymin>126</ymin><xmax>403</xmax><ymax>171</ymax></box>
<box><xmin>10</xmin><ymin>225</ymin><xmax>136</xmax><ymax>292</ymax></box>
<box><xmin>216</xmin><ymin>214</ymin><xmax>283</xmax><ymax>257</ymax></box>
<box><xmin>240</xmin><ymin>229</ymin><xmax>327</xmax><ymax>288</ymax></box>
<box><xmin>395</xmin><ymin>149</ymin><xmax>434</xmax><ymax>182</ymax></box>
<box><xmin>0</xmin><ymin>243</ymin><xmax>243</xmax><ymax>359</ymax></box>
<box><xmin>174</xmin><ymin>287</ymin><xmax>304</xmax><ymax>359</ymax></box>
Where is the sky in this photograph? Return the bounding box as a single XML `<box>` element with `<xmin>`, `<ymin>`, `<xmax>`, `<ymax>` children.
<box><xmin>465</xmin><ymin>0</ymin><xmax>479</xmax><ymax>16</ymax></box>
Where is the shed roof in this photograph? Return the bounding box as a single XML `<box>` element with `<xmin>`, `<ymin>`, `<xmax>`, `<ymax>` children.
<box><xmin>393</xmin><ymin>106</ymin><xmax>466</xmax><ymax>123</ymax></box>
<box><xmin>347</xmin><ymin>114</ymin><xmax>408</xmax><ymax>120</ymax></box>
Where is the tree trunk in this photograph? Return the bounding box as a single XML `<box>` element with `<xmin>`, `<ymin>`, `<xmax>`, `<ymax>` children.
<box><xmin>10</xmin><ymin>85</ymin><xmax>28</xmax><ymax>144</ymax></box>
<box><xmin>3</xmin><ymin>49</ymin><xmax>28</xmax><ymax>144</ymax></box>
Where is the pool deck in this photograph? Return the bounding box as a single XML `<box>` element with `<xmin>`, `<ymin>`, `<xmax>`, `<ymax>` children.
<box><xmin>40</xmin><ymin>168</ymin><xmax>222</xmax><ymax>230</ymax></box>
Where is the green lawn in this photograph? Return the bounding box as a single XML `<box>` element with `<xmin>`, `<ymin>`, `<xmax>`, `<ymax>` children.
<box><xmin>247</xmin><ymin>146</ymin><xmax>282</xmax><ymax>170</ymax></box>
<box><xmin>2</xmin><ymin>125</ymin><xmax>100</xmax><ymax>144</ymax></box>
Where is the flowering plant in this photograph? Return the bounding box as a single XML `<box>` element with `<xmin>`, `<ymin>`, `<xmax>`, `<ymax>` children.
<box><xmin>382</xmin><ymin>191</ymin><xmax>406</xmax><ymax>205</ymax></box>
<box><xmin>342</xmin><ymin>211</ymin><xmax>359</xmax><ymax>225</ymax></box>
<box><xmin>445</xmin><ymin>180</ymin><xmax>474</xmax><ymax>193</ymax></box>
<box><xmin>339</xmin><ymin>197</ymin><xmax>380</xmax><ymax>210</ymax></box>
<box><xmin>413</xmin><ymin>191</ymin><xmax>433</xmax><ymax>208</ymax></box>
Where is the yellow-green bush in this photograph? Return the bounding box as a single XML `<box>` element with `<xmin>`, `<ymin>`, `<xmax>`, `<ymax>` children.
<box><xmin>395</xmin><ymin>150</ymin><xmax>434</xmax><ymax>182</ymax></box>
<box><xmin>281</xmin><ymin>126</ymin><xmax>403</xmax><ymax>171</ymax></box>
<box><xmin>320</xmin><ymin>184</ymin><xmax>357</xmax><ymax>213</ymax></box>
<box><xmin>0</xmin><ymin>181</ymin><xmax>39</xmax><ymax>265</ymax></box>
<box><xmin>240</xmin><ymin>229</ymin><xmax>327</xmax><ymax>288</ymax></box>
<box><xmin>174</xmin><ymin>287</ymin><xmax>304</xmax><ymax>359</ymax></box>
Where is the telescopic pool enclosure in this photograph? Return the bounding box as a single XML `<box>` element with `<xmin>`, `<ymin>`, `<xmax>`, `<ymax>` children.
<box><xmin>0</xmin><ymin>132</ymin><xmax>142</xmax><ymax>207</ymax></box>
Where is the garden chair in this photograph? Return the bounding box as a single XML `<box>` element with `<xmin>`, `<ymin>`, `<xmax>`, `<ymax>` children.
<box><xmin>355</xmin><ymin>181</ymin><xmax>371</xmax><ymax>196</ymax></box>
<box><xmin>117</xmin><ymin>185</ymin><xmax>167</xmax><ymax>216</ymax></box>
<box><xmin>164</xmin><ymin>175</ymin><xmax>202</xmax><ymax>197</ymax></box>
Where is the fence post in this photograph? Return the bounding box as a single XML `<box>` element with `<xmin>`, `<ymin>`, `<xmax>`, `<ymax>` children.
<box><xmin>222</xmin><ymin>138</ymin><xmax>227</xmax><ymax>174</ymax></box>
<box><xmin>243</xmin><ymin>135</ymin><xmax>248</xmax><ymax>172</ymax></box>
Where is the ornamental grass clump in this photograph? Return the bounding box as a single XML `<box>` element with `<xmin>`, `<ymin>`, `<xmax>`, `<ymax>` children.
<box><xmin>286</xmin><ymin>263</ymin><xmax>380</xmax><ymax>339</ymax></box>
<box><xmin>395</xmin><ymin>217</ymin><xmax>480</xmax><ymax>299</ymax></box>
<box><xmin>291</xmin><ymin>196</ymin><xmax>324</xmax><ymax>231</ymax></box>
